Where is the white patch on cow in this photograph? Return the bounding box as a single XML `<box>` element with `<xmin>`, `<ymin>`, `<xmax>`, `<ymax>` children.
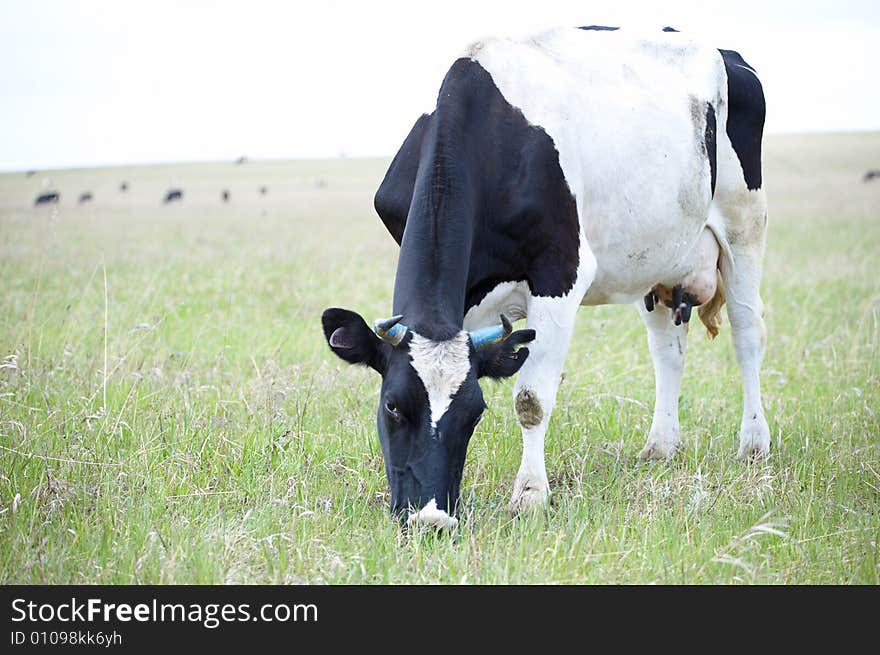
<box><xmin>406</xmin><ymin>498</ymin><xmax>459</xmax><ymax>529</ymax></box>
<box><xmin>409</xmin><ymin>331</ymin><xmax>471</xmax><ymax>429</ymax></box>
<box><xmin>462</xmin><ymin>280</ymin><xmax>529</xmax><ymax>331</ymax></box>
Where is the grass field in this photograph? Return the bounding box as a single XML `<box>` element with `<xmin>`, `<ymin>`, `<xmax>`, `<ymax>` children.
<box><xmin>1</xmin><ymin>133</ymin><xmax>878</xmax><ymax>584</ymax></box>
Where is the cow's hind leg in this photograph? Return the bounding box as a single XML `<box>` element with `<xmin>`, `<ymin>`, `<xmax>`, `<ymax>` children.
<box><xmin>712</xmin><ymin>176</ymin><xmax>770</xmax><ymax>458</ymax></box>
<box><xmin>510</xmin><ymin>295</ymin><xmax>581</xmax><ymax>512</ymax></box>
<box><xmin>637</xmin><ymin>301</ymin><xmax>689</xmax><ymax>460</ymax></box>
<box><xmin>720</xmin><ymin>207</ymin><xmax>771</xmax><ymax>459</ymax></box>
<box><xmin>714</xmin><ymin>53</ymin><xmax>770</xmax><ymax>458</ymax></box>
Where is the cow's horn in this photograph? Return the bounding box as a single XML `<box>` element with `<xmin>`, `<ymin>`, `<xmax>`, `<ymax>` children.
<box><xmin>469</xmin><ymin>314</ymin><xmax>513</xmax><ymax>350</ymax></box>
<box><xmin>373</xmin><ymin>315</ymin><xmax>407</xmax><ymax>345</ymax></box>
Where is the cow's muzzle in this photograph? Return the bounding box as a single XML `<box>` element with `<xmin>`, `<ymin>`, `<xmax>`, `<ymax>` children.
<box><xmin>406</xmin><ymin>498</ymin><xmax>459</xmax><ymax>530</ymax></box>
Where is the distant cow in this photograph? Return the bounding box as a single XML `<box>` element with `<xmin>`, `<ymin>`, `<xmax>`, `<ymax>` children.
<box><xmin>258</xmin><ymin>186</ymin><xmax>268</xmax><ymax>195</ymax></box>
<box><xmin>79</xmin><ymin>192</ymin><xmax>93</xmax><ymax>204</ymax></box>
<box><xmin>236</xmin><ymin>156</ymin><xmax>247</xmax><ymax>165</ymax></box>
<box><xmin>25</xmin><ymin>170</ymin><xmax>36</xmax><ymax>177</ymax></box>
<box><xmin>163</xmin><ymin>189</ymin><xmax>183</xmax><ymax>203</ymax></box>
<box><xmin>221</xmin><ymin>190</ymin><xmax>230</xmax><ymax>202</ymax></box>
<box><xmin>864</xmin><ymin>170</ymin><xmax>880</xmax><ymax>182</ymax></box>
<box><xmin>119</xmin><ymin>182</ymin><xmax>129</xmax><ymax>192</ymax></box>
<box><xmin>34</xmin><ymin>191</ymin><xmax>60</xmax><ymax>206</ymax></box>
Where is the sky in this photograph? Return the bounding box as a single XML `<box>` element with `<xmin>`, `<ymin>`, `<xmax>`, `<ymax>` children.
<box><xmin>1</xmin><ymin>0</ymin><xmax>878</xmax><ymax>171</ymax></box>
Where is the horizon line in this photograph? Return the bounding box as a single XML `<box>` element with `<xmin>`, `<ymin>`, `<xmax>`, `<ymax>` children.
<box><xmin>2</xmin><ymin>127</ymin><xmax>878</xmax><ymax>175</ymax></box>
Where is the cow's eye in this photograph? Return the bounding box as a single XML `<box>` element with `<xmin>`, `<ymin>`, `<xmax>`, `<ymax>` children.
<box><xmin>384</xmin><ymin>400</ymin><xmax>402</xmax><ymax>421</ymax></box>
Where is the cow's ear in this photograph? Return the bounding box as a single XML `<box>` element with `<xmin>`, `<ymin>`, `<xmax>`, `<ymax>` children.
<box><xmin>321</xmin><ymin>308</ymin><xmax>390</xmax><ymax>375</ymax></box>
<box><xmin>475</xmin><ymin>329</ymin><xmax>536</xmax><ymax>379</ymax></box>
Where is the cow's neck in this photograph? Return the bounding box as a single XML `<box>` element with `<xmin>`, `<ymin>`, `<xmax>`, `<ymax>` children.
<box><xmin>391</xmin><ymin>119</ymin><xmax>476</xmax><ymax>341</ymax></box>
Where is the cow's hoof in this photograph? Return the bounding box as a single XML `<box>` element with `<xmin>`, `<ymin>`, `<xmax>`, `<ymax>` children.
<box><xmin>510</xmin><ymin>474</ymin><xmax>550</xmax><ymax>513</ymax></box>
<box><xmin>639</xmin><ymin>421</ymin><xmax>679</xmax><ymax>461</ymax></box>
<box><xmin>637</xmin><ymin>439</ymin><xmax>678</xmax><ymax>461</ymax></box>
<box><xmin>736</xmin><ymin>414</ymin><xmax>771</xmax><ymax>460</ymax></box>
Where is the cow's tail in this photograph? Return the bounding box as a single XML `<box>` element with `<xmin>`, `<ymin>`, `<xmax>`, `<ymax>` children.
<box><xmin>699</xmin><ymin>216</ymin><xmax>733</xmax><ymax>339</ymax></box>
<box><xmin>698</xmin><ymin>271</ymin><xmax>725</xmax><ymax>339</ymax></box>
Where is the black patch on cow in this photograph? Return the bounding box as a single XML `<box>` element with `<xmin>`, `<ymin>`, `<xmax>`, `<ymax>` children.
<box><xmin>375</xmin><ymin>59</ymin><xmax>580</xmax><ymax>327</ymax></box>
<box><xmin>718</xmin><ymin>49</ymin><xmax>765</xmax><ymax>190</ymax></box>
<box><xmin>705</xmin><ymin>103</ymin><xmax>717</xmax><ymax>196</ymax></box>
<box><xmin>662</xmin><ymin>26</ymin><xmax>679</xmax><ymax>32</ymax></box>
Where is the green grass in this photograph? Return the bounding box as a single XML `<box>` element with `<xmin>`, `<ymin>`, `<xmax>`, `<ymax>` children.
<box><xmin>1</xmin><ymin>133</ymin><xmax>878</xmax><ymax>584</ymax></box>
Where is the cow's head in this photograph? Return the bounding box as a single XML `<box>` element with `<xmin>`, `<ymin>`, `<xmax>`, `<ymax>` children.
<box><xmin>321</xmin><ymin>308</ymin><xmax>534</xmax><ymax>529</ymax></box>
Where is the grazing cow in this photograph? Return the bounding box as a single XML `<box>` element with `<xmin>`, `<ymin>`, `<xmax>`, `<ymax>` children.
<box><xmin>236</xmin><ymin>156</ymin><xmax>248</xmax><ymax>165</ymax></box>
<box><xmin>34</xmin><ymin>191</ymin><xmax>60</xmax><ymax>206</ymax></box>
<box><xmin>26</xmin><ymin>170</ymin><xmax>36</xmax><ymax>177</ymax></box>
<box><xmin>322</xmin><ymin>27</ymin><xmax>769</xmax><ymax>527</ymax></box>
<box><xmin>163</xmin><ymin>189</ymin><xmax>183</xmax><ymax>203</ymax></box>
<box><xmin>221</xmin><ymin>189</ymin><xmax>230</xmax><ymax>202</ymax></box>
<box><xmin>120</xmin><ymin>182</ymin><xmax>129</xmax><ymax>192</ymax></box>
<box><xmin>864</xmin><ymin>170</ymin><xmax>880</xmax><ymax>182</ymax></box>
<box><xmin>79</xmin><ymin>192</ymin><xmax>93</xmax><ymax>204</ymax></box>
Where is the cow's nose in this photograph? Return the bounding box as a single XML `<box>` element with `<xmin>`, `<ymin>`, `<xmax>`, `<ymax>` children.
<box><xmin>406</xmin><ymin>498</ymin><xmax>459</xmax><ymax>530</ymax></box>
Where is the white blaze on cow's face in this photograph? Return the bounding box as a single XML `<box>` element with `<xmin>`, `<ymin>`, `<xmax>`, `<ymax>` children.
<box><xmin>407</xmin><ymin>331</ymin><xmax>472</xmax><ymax>429</ymax></box>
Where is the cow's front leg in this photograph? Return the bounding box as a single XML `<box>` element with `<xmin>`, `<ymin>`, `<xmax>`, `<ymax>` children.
<box><xmin>510</xmin><ymin>296</ymin><xmax>580</xmax><ymax>512</ymax></box>
<box><xmin>636</xmin><ymin>300</ymin><xmax>689</xmax><ymax>460</ymax></box>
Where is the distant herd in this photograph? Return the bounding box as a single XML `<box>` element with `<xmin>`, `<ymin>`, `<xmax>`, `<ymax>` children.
<box><xmin>27</xmin><ymin>162</ymin><xmax>876</xmax><ymax>208</ymax></box>
<box><xmin>33</xmin><ymin>183</ymin><xmax>269</xmax><ymax>206</ymax></box>
<box><xmin>24</xmin><ymin>156</ymin><xmax>333</xmax><ymax>207</ymax></box>
<box><xmin>34</xmin><ymin>185</ymin><xmax>260</xmax><ymax>206</ymax></box>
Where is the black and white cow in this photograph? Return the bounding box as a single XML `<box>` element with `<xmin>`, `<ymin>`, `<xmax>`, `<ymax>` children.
<box><xmin>322</xmin><ymin>27</ymin><xmax>769</xmax><ymax>528</ymax></box>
